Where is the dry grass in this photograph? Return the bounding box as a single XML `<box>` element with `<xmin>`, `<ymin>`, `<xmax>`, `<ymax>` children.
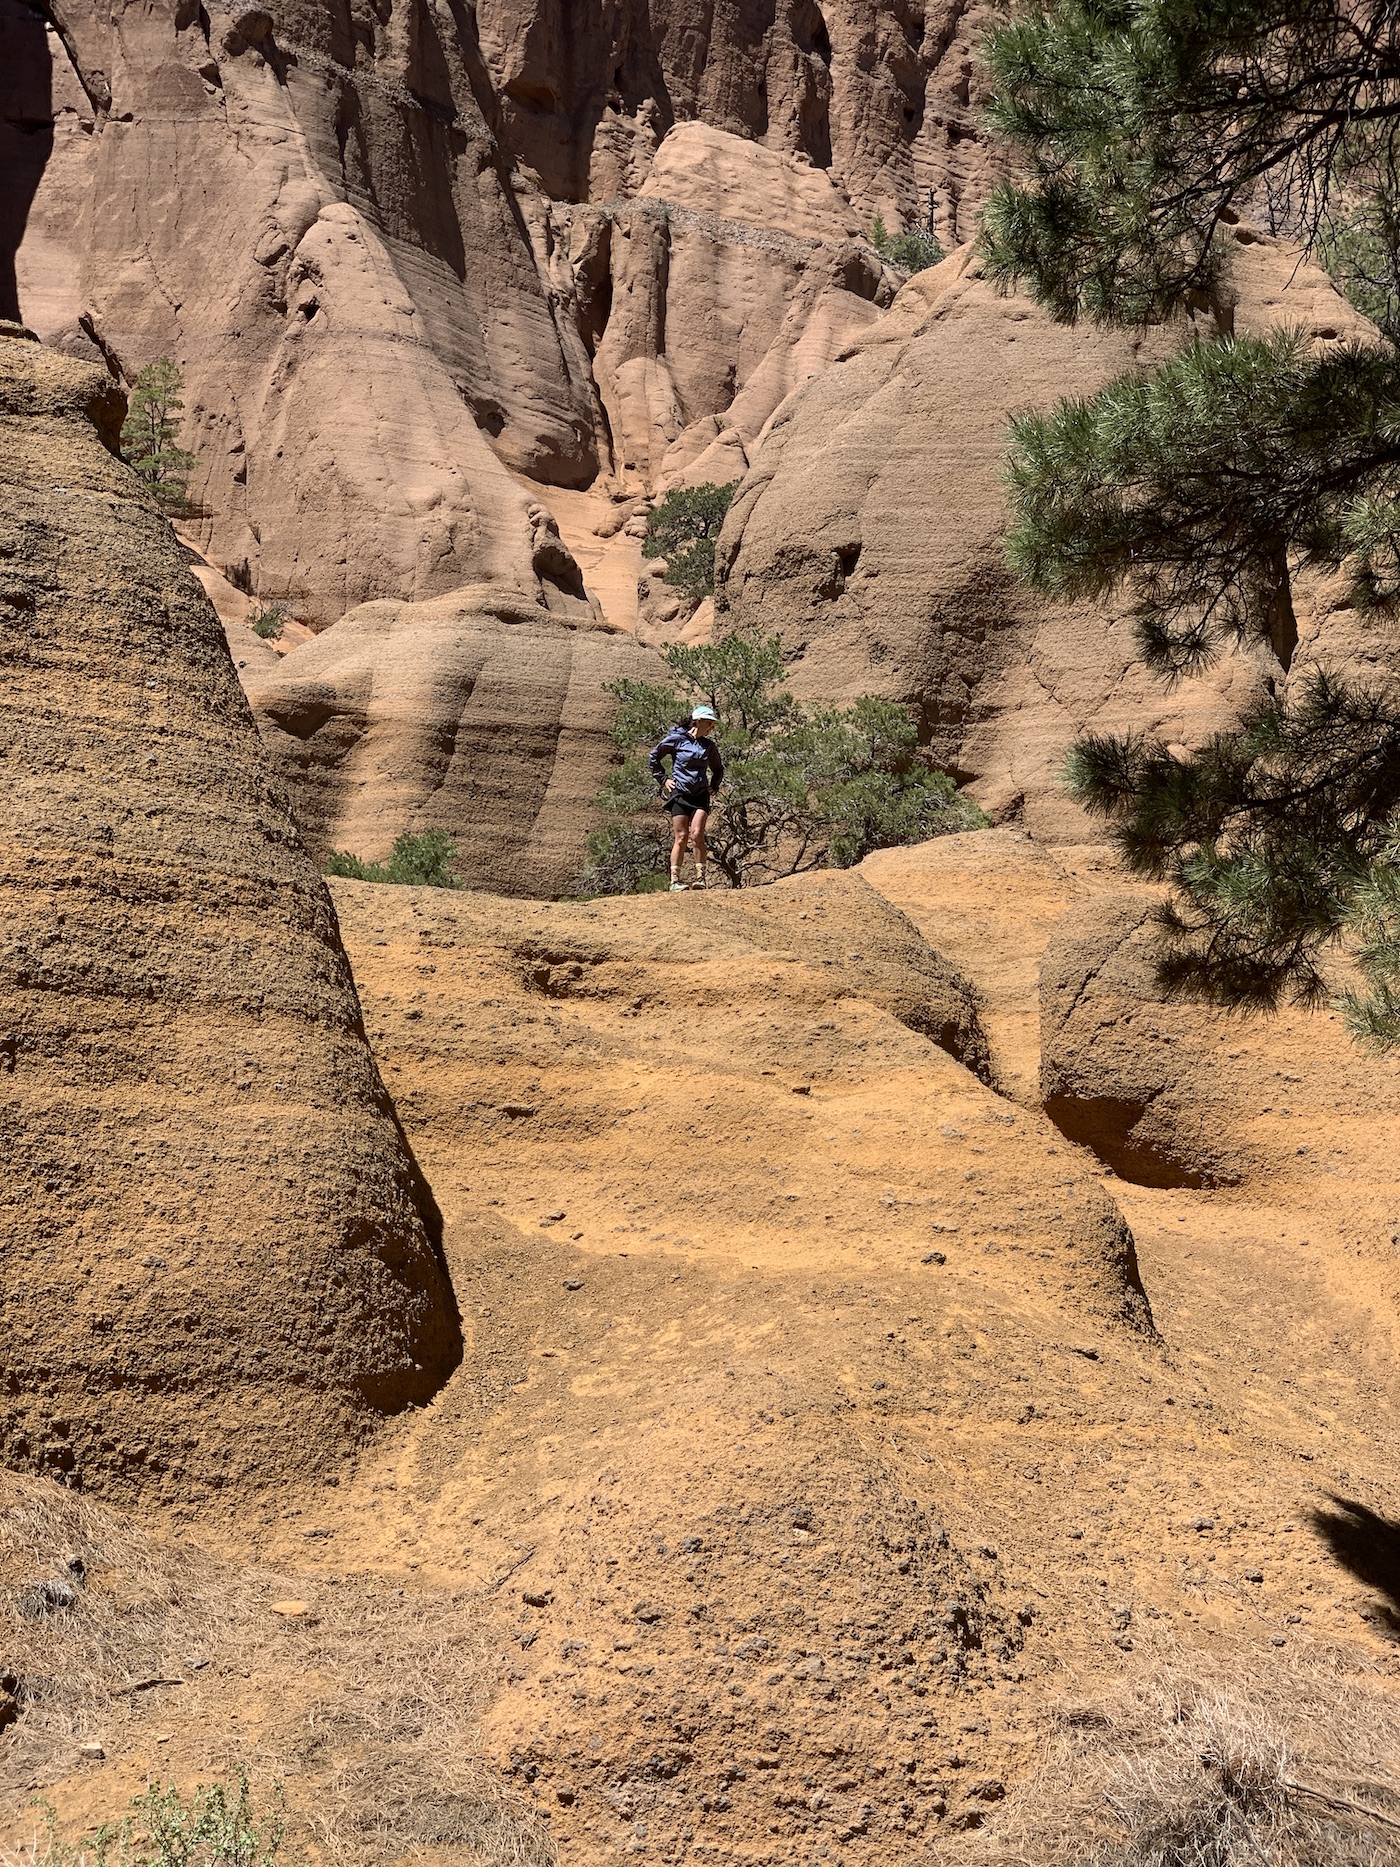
<box><xmin>0</xmin><ymin>1475</ymin><xmax>552</xmax><ymax>1867</ymax></box>
<box><xmin>945</xmin><ymin>1643</ymin><xmax>1400</xmax><ymax>1866</ymax></box>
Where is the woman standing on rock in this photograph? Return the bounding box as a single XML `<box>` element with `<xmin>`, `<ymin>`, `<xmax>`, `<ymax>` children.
<box><xmin>650</xmin><ymin>705</ymin><xmax>724</xmax><ymax>890</ymax></box>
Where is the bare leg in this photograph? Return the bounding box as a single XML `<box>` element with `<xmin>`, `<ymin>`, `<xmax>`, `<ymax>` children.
<box><xmin>670</xmin><ymin>814</ymin><xmax>690</xmax><ymax>885</ymax></box>
<box><xmin>690</xmin><ymin>808</ymin><xmax>709</xmax><ymax>885</ymax></box>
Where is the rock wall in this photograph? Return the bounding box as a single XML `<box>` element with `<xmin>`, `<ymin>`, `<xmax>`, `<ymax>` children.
<box><xmin>1038</xmin><ymin>894</ymin><xmax>1252</xmax><ymax>1189</ymax></box>
<box><xmin>0</xmin><ymin>326</ymin><xmax>461</xmax><ymax>1500</ymax></box>
<box><xmin>717</xmin><ymin>237</ymin><xmax>1375</xmax><ymax>841</ymax></box>
<box><xmin>5</xmin><ymin>0</ymin><xmax>998</xmax><ymax>626</ymax></box>
<box><xmin>248</xmin><ymin>584</ymin><xmax>665</xmax><ymax>893</ymax></box>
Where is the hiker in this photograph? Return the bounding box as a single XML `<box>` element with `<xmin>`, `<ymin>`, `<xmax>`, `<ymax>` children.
<box><xmin>649</xmin><ymin>704</ymin><xmax>724</xmax><ymax>890</ymax></box>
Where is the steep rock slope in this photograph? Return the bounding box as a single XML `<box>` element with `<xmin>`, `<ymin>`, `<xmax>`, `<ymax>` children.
<box><xmin>0</xmin><ymin>327</ymin><xmax>461</xmax><ymax>1501</ymax></box>
<box><xmin>248</xmin><ymin>584</ymin><xmax>664</xmax><ymax>892</ymax></box>
<box><xmin>718</xmin><ymin>239</ymin><xmax>1373</xmax><ymax>841</ymax></box>
<box><xmin>474</xmin><ymin>0</ymin><xmax>998</xmax><ymax>234</ymax></box>
<box><xmin>587</xmin><ymin>119</ymin><xmax>894</xmax><ymax>494</ymax></box>
<box><xmin>25</xmin><ymin>0</ymin><xmax>608</xmax><ymax>625</ymax></box>
<box><xmin>9</xmin><ymin>0</ymin><xmax>997</xmax><ymax>624</ymax></box>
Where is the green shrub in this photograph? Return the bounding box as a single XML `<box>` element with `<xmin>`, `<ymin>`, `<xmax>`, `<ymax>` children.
<box><xmin>26</xmin><ymin>1772</ymin><xmax>283</xmax><ymax>1867</ymax></box>
<box><xmin>869</xmin><ymin>216</ymin><xmax>944</xmax><ymax>275</ymax></box>
<box><xmin>120</xmin><ymin>359</ymin><xmax>197</xmax><ymax>511</ymax></box>
<box><xmin>247</xmin><ymin>604</ymin><xmax>288</xmax><ymax>641</ymax></box>
<box><xmin>326</xmin><ymin>829</ymin><xmax>464</xmax><ymax>889</ymax></box>
<box><xmin>641</xmin><ymin>482</ymin><xmax>739</xmax><ymax>604</ymax></box>
<box><xmin>583</xmin><ymin>632</ymin><xmax>986</xmax><ymax>891</ymax></box>
<box><xmin>578</xmin><ymin>827</ymin><xmax>673</xmax><ymax>897</ymax></box>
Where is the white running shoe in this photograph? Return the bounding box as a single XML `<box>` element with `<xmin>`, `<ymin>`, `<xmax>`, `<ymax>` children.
<box><xmin>670</xmin><ymin>881</ymin><xmax>687</xmax><ymax>892</ymax></box>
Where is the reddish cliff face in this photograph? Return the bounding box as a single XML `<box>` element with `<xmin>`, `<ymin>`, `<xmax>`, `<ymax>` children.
<box><xmin>9</xmin><ymin>0</ymin><xmax>997</xmax><ymax>624</ymax></box>
<box><xmin>717</xmin><ymin>237</ymin><xmax>1377</xmax><ymax>842</ymax></box>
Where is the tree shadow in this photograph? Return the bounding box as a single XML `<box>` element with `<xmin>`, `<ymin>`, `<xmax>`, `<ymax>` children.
<box><xmin>1308</xmin><ymin>1494</ymin><xmax>1400</xmax><ymax>1637</ymax></box>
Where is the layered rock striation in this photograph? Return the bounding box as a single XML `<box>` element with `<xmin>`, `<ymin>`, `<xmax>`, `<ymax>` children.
<box><xmin>248</xmin><ymin>583</ymin><xmax>664</xmax><ymax>893</ymax></box>
<box><xmin>0</xmin><ymin>328</ymin><xmax>461</xmax><ymax>1500</ymax></box>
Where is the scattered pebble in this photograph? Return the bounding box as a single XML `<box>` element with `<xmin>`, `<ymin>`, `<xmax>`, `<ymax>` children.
<box><xmin>562</xmin><ymin>1278</ymin><xmax>584</xmax><ymax>1291</ymax></box>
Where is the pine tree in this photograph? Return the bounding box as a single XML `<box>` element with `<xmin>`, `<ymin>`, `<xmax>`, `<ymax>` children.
<box><xmin>981</xmin><ymin>0</ymin><xmax>1400</xmax><ymax>1046</ymax></box>
<box><xmin>120</xmin><ymin>358</ymin><xmax>197</xmax><ymax>509</ymax></box>
<box><xmin>641</xmin><ymin>482</ymin><xmax>739</xmax><ymax>605</ymax></box>
<box><xmin>580</xmin><ymin>634</ymin><xmax>984</xmax><ymax>892</ymax></box>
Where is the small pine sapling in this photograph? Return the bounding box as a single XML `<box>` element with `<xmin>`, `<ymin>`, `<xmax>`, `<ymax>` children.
<box><xmin>120</xmin><ymin>359</ymin><xmax>197</xmax><ymax>510</ymax></box>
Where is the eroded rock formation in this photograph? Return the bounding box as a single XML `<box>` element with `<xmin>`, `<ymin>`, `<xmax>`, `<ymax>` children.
<box><xmin>0</xmin><ymin>327</ymin><xmax>461</xmax><ymax>1499</ymax></box>
<box><xmin>1038</xmin><ymin>894</ymin><xmax>1251</xmax><ymax>1189</ymax></box>
<box><xmin>717</xmin><ymin>237</ymin><xmax>1375</xmax><ymax>841</ymax></box>
<box><xmin>323</xmin><ymin>866</ymin><xmax>1154</xmax><ymax>1850</ymax></box>
<box><xmin>249</xmin><ymin>583</ymin><xmax>664</xmax><ymax>893</ymax></box>
<box><xmin>7</xmin><ymin>0</ymin><xmax>1000</xmax><ymax>627</ymax></box>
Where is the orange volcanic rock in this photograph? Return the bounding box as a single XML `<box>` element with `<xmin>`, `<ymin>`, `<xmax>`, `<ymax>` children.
<box><xmin>717</xmin><ymin>238</ymin><xmax>1375</xmax><ymax>841</ymax></box>
<box><xmin>0</xmin><ymin>327</ymin><xmax>461</xmax><ymax>1500</ymax></box>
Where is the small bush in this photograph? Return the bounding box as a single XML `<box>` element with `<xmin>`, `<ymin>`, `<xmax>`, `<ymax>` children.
<box><xmin>17</xmin><ymin>1773</ymin><xmax>284</xmax><ymax>1867</ymax></box>
<box><xmin>247</xmin><ymin>604</ymin><xmax>288</xmax><ymax>641</ymax></box>
<box><xmin>869</xmin><ymin>215</ymin><xmax>944</xmax><ymax>275</ymax></box>
<box><xmin>578</xmin><ymin>826</ymin><xmax>672</xmax><ymax>896</ymax></box>
<box><xmin>642</xmin><ymin>482</ymin><xmax>739</xmax><ymax>604</ymax></box>
<box><xmin>326</xmin><ymin>830</ymin><xmax>464</xmax><ymax>889</ymax></box>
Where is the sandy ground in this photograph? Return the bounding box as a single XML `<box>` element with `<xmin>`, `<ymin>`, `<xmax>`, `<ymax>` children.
<box><xmin>4</xmin><ymin>837</ymin><xmax>1397</xmax><ymax>1866</ymax></box>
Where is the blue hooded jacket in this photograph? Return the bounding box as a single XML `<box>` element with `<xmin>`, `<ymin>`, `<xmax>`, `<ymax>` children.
<box><xmin>649</xmin><ymin>724</ymin><xmax>725</xmax><ymax>805</ymax></box>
